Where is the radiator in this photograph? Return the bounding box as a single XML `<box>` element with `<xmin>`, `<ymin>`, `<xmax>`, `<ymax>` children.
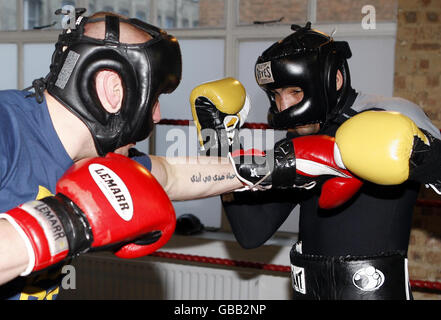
<box><xmin>58</xmin><ymin>253</ymin><xmax>291</xmax><ymax>300</ymax></box>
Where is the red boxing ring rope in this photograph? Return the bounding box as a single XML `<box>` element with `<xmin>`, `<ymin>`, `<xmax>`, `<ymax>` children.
<box><xmin>159</xmin><ymin>119</ymin><xmax>274</xmax><ymax>130</ymax></box>
<box><xmin>160</xmin><ymin>118</ymin><xmax>441</xmax><ymax>132</ymax></box>
<box><xmin>151</xmin><ymin>251</ymin><xmax>441</xmax><ymax>293</ymax></box>
<box><xmin>156</xmin><ymin>118</ymin><xmax>441</xmax><ymax>294</ymax></box>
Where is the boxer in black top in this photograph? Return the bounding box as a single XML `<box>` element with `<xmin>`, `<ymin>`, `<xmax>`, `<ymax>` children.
<box><xmin>221</xmin><ymin>23</ymin><xmax>441</xmax><ymax>300</ymax></box>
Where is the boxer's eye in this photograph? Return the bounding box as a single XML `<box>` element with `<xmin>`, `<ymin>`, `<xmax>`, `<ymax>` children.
<box><xmin>288</xmin><ymin>88</ymin><xmax>303</xmax><ymax>95</ymax></box>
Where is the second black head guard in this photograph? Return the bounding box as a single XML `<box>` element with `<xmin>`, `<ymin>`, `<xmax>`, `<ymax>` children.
<box><xmin>255</xmin><ymin>22</ymin><xmax>352</xmax><ymax>130</ymax></box>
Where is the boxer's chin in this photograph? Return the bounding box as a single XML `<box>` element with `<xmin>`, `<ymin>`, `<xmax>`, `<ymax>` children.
<box><xmin>288</xmin><ymin>123</ymin><xmax>320</xmax><ymax>136</ymax></box>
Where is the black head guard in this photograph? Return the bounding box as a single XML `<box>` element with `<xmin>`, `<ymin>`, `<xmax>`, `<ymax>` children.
<box><xmin>29</xmin><ymin>10</ymin><xmax>182</xmax><ymax>156</ymax></box>
<box><xmin>255</xmin><ymin>22</ymin><xmax>352</xmax><ymax>130</ymax></box>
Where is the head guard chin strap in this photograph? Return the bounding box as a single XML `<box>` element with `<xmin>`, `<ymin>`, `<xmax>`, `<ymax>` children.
<box><xmin>27</xmin><ymin>10</ymin><xmax>182</xmax><ymax>156</ymax></box>
<box><xmin>255</xmin><ymin>22</ymin><xmax>352</xmax><ymax>130</ymax></box>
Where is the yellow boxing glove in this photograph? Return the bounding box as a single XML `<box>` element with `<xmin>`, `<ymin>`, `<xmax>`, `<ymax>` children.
<box><xmin>335</xmin><ymin>110</ymin><xmax>430</xmax><ymax>185</ymax></box>
<box><xmin>190</xmin><ymin>77</ymin><xmax>250</xmax><ymax>156</ymax></box>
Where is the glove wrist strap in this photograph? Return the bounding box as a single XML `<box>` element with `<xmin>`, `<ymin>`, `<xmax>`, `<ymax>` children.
<box><xmin>41</xmin><ymin>195</ymin><xmax>93</xmax><ymax>257</ymax></box>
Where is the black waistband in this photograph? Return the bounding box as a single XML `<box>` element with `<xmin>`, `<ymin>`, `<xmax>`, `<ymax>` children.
<box><xmin>289</xmin><ymin>246</ymin><xmax>411</xmax><ymax>300</ymax></box>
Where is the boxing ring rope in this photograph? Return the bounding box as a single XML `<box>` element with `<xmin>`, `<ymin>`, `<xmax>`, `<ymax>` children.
<box><xmin>158</xmin><ymin>119</ymin><xmax>272</xmax><ymax>130</ymax></box>
<box><xmin>151</xmin><ymin>251</ymin><xmax>441</xmax><ymax>293</ymax></box>
<box><xmin>157</xmin><ymin>118</ymin><xmax>441</xmax><ymax>294</ymax></box>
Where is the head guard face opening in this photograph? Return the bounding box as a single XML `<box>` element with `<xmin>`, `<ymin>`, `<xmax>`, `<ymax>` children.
<box><xmin>45</xmin><ymin>13</ymin><xmax>182</xmax><ymax>156</ymax></box>
<box><xmin>255</xmin><ymin>22</ymin><xmax>352</xmax><ymax>130</ymax></box>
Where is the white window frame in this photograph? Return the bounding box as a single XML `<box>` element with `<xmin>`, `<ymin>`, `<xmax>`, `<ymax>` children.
<box><xmin>0</xmin><ymin>0</ymin><xmax>397</xmax><ymax>90</ymax></box>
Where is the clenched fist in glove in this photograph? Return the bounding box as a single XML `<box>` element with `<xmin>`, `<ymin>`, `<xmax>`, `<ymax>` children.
<box><xmin>335</xmin><ymin>110</ymin><xmax>441</xmax><ymax>191</ymax></box>
<box><xmin>0</xmin><ymin>153</ymin><xmax>176</xmax><ymax>276</ymax></box>
<box><xmin>190</xmin><ymin>77</ymin><xmax>250</xmax><ymax>157</ymax></box>
<box><xmin>231</xmin><ymin>135</ymin><xmax>363</xmax><ymax>209</ymax></box>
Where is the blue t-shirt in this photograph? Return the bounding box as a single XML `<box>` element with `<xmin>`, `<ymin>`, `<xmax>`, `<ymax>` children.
<box><xmin>0</xmin><ymin>90</ymin><xmax>74</xmax><ymax>212</ymax></box>
<box><xmin>0</xmin><ymin>90</ymin><xmax>152</xmax><ymax>299</ymax></box>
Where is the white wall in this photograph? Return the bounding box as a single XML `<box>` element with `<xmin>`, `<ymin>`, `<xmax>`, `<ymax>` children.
<box><xmin>0</xmin><ymin>44</ymin><xmax>17</xmax><ymax>90</ymax></box>
<box><xmin>23</xmin><ymin>43</ymin><xmax>54</xmax><ymax>88</ymax></box>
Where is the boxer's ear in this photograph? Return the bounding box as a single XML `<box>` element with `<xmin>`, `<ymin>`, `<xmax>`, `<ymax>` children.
<box><xmin>336</xmin><ymin>70</ymin><xmax>343</xmax><ymax>91</ymax></box>
<box><xmin>95</xmin><ymin>70</ymin><xmax>123</xmax><ymax>113</ymax></box>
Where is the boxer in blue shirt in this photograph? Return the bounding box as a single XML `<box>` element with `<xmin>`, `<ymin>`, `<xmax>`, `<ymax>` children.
<box><xmin>0</xmin><ymin>10</ymin><xmax>243</xmax><ymax>300</ymax></box>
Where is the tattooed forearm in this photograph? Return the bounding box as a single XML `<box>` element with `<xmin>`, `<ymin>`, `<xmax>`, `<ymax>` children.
<box><xmin>190</xmin><ymin>172</ymin><xmax>237</xmax><ymax>183</ymax></box>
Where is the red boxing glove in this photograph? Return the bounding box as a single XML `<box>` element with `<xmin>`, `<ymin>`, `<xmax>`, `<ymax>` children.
<box><xmin>0</xmin><ymin>153</ymin><xmax>175</xmax><ymax>276</ymax></box>
<box><xmin>291</xmin><ymin>135</ymin><xmax>363</xmax><ymax>209</ymax></box>
<box><xmin>231</xmin><ymin>135</ymin><xmax>362</xmax><ymax>209</ymax></box>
